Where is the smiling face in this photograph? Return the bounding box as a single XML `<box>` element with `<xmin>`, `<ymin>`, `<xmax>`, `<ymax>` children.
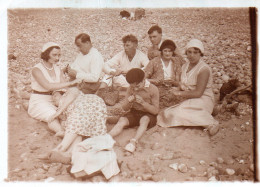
<box><xmin>149</xmin><ymin>30</ymin><xmax>162</xmax><ymax>46</ymax></box>
<box><xmin>186</xmin><ymin>47</ymin><xmax>202</xmax><ymax>65</ymax></box>
<box><xmin>48</xmin><ymin>48</ymin><xmax>61</xmax><ymax>64</ymax></box>
<box><xmin>161</xmin><ymin>48</ymin><xmax>174</xmax><ymax>61</ymax></box>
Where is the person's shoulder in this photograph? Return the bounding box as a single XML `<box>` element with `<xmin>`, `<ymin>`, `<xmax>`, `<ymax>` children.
<box><xmin>149</xmin><ymin>82</ymin><xmax>159</xmax><ymax>92</ymax></box>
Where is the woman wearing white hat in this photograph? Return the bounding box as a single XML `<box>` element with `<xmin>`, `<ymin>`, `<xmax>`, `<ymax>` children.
<box><xmin>28</xmin><ymin>42</ymin><xmax>80</xmax><ymax>136</ymax></box>
<box><xmin>157</xmin><ymin>39</ymin><xmax>219</xmax><ymax>136</ymax></box>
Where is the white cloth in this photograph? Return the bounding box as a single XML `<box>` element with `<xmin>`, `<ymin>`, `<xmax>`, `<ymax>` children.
<box><xmin>70</xmin><ymin>47</ymin><xmax>104</xmax><ymax>82</ymax></box>
<box><xmin>102</xmin><ymin>49</ymin><xmax>149</xmax><ymax>87</ymax></box>
<box><xmin>161</xmin><ymin>59</ymin><xmax>173</xmax><ymax>80</ymax></box>
<box><xmin>71</xmin><ymin>134</ymin><xmax>120</xmax><ymax>180</ymax></box>
<box><xmin>28</xmin><ymin>63</ymin><xmax>61</xmax><ymax>122</ymax></box>
<box><xmin>157</xmin><ymin>60</ymin><xmax>218</xmax><ymax>128</ymax></box>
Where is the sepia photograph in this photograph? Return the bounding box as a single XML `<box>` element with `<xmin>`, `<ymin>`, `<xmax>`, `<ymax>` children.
<box><xmin>1</xmin><ymin>0</ymin><xmax>259</xmax><ymax>185</ymax></box>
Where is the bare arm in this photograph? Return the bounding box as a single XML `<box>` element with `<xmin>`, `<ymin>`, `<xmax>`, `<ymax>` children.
<box><xmin>135</xmin><ymin>85</ymin><xmax>160</xmax><ymax>115</ymax></box>
<box><xmin>32</xmin><ymin>67</ymin><xmax>80</xmax><ymax>91</ymax></box>
<box><xmin>173</xmin><ymin>67</ymin><xmax>210</xmax><ymax>99</ymax></box>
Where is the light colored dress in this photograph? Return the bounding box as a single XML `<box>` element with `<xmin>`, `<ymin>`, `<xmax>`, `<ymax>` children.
<box><xmin>63</xmin><ymin>93</ymin><xmax>107</xmax><ymax>137</ymax></box>
<box><xmin>157</xmin><ymin>60</ymin><xmax>218</xmax><ymax>127</ymax></box>
<box><xmin>28</xmin><ymin>63</ymin><xmax>61</xmax><ymax>122</ymax></box>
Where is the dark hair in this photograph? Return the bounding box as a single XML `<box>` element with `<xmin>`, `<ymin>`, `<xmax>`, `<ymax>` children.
<box><xmin>159</xmin><ymin>40</ymin><xmax>176</xmax><ymax>55</ymax></box>
<box><xmin>122</xmin><ymin>34</ymin><xmax>138</xmax><ymax>45</ymax></box>
<box><xmin>126</xmin><ymin>68</ymin><xmax>145</xmax><ymax>84</ymax></box>
<box><xmin>41</xmin><ymin>46</ymin><xmax>60</xmax><ymax>61</ymax></box>
<box><xmin>148</xmin><ymin>25</ymin><xmax>162</xmax><ymax>34</ymax></box>
<box><xmin>75</xmin><ymin>33</ymin><xmax>91</xmax><ymax>45</ymax></box>
<box><xmin>185</xmin><ymin>47</ymin><xmax>204</xmax><ymax>57</ymax></box>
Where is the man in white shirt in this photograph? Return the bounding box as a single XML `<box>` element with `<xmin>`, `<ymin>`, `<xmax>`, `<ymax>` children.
<box><xmin>67</xmin><ymin>33</ymin><xmax>104</xmax><ymax>93</ymax></box>
<box><xmin>102</xmin><ymin>34</ymin><xmax>149</xmax><ymax>88</ymax></box>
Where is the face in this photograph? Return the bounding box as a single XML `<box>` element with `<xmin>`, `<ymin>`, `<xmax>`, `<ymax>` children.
<box><xmin>75</xmin><ymin>38</ymin><xmax>91</xmax><ymax>55</ymax></box>
<box><xmin>48</xmin><ymin>48</ymin><xmax>61</xmax><ymax>64</ymax></box>
<box><xmin>130</xmin><ymin>79</ymin><xmax>145</xmax><ymax>92</ymax></box>
<box><xmin>52</xmin><ymin>92</ymin><xmax>62</xmax><ymax>106</ymax></box>
<box><xmin>124</xmin><ymin>41</ymin><xmax>137</xmax><ymax>55</ymax></box>
<box><xmin>186</xmin><ymin>47</ymin><xmax>201</xmax><ymax>64</ymax></box>
<box><xmin>149</xmin><ymin>31</ymin><xmax>162</xmax><ymax>46</ymax></box>
<box><xmin>161</xmin><ymin>48</ymin><xmax>173</xmax><ymax>61</ymax></box>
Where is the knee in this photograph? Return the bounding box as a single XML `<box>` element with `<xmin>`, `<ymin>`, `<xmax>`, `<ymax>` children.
<box><xmin>117</xmin><ymin>117</ymin><xmax>129</xmax><ymax>128</ymax></box>
<box><xmin>140</xmin><ymin>116</ymin><xmax>150</xmax><ymax>126</ymax></box>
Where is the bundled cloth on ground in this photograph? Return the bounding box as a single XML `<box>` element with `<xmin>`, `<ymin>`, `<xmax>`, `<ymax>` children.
<box><xmin>70</xmin><ymin>134</ymin><xmax>120</xmax><ymax>179</ymax></box>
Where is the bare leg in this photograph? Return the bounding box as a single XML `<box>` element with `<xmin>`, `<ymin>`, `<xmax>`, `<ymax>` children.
<box><xmin>66</xmin><ymin>135</ymin><xmax>82</xmax><ymax>153</ymax></box>
<box><xmin>48</xmin><ymin>119</ymin><xmax>63</xmax><ymax>135</ymax></box>
<box><xmin>132</xmin><ymin>116</ymin><xmax>150</xmax><ymax>141</ymax></box>
<box><xmin>54</xmin><ymin>132</ymin><xmax>78</xmax><ymax>152</ymax></box>
<box><xmin>108</xmin><ymin>117</ymin><xmax>129</xmax><ymax>137</ymax></box>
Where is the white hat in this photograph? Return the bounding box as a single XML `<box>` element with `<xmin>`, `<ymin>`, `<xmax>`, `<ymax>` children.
<box><xmin>185</xmin><ymin>39</ymin><xmax>204</xmax><ymax>55</ymax></box>
<box><xmin>41</xmin><ymin>42</ymin><xmax>60</xmax><ymax>52</ymax></box>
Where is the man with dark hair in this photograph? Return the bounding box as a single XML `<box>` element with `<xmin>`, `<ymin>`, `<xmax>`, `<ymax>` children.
<box><xmin>147</xmin><ymin>25</ymin><xmax>163</xmax><ymax>60</ymax></box>
<box><xmin>108</xmin><ymin>68</ymin><xmax>159</xmax><ymax>153</ymax></box>
<box><xmin>67</xmin><ymin>33</ymin><xmax>104</xmax><ymax>93</ymax></box>
<box><xmin>102</xmin><ymin>34</ymin><xmax>149</xmax><ymax>88</ymax></box>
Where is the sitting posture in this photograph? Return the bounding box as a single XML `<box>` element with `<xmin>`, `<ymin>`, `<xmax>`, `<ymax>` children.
<box><xmin>108</xmin><ymin>68</ymin><xmax>159</xmax><ymax>153</ymax></box>
<box><xmin>157</xmin><ymin>39</ymin><xmax>219</xmax><ymax>136</ymax></box>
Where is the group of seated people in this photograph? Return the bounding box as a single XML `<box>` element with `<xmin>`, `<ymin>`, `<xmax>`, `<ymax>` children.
<box><xmin>27</xmin><ymin>25</ymin><xmax>219</xmax><ymax>180</ymax></box>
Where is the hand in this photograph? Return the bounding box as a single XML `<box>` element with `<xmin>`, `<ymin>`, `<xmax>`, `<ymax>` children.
<box><xmin>171</xmin><ymin>90</ymin><xmax>182</xmax><ymax>96</ymax></box>
<box><xmin>135</xmin><ymin>95</ymin><xmax>145</xmax><ymax>105</ymax></box>
<box><xmin>71</xmin><ymin>79</ymin><xmax>82</xmax><ymax>85</ymax></box>
<box><xmin>67</xmin><ymin>66</ymin><xmax>77</xmax><ymax>78</ymax></box>
<box><xmin>110</xmin><ymin>69</ymin><xmax>122</xmax><ymax>76</ymax></box>
<box><xmin>150</xmin><ymin>79</ymin><xmax>160</xmax><ymax>85</ymax></box>
<box><xmin>127</xmin><ymin>95</ymin><xmax>135</xmax><ymax>103</ymax></box>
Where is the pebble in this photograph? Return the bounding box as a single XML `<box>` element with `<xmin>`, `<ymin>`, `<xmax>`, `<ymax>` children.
<box><xmin>222</xmin><ymin>74</ymin><xmax>230</xmax><ymax>82</ymax></box>
<box><xmin>209</xmin><ymin>162</ymin><xmax>218</xmax><ymax>167</ymax></box>
<box><xmin>239</xmin><ymin>160</ymin><xmax>245</xmax><ymax>164</ymax></box>
<box><xmin>250</xmin><ymin>164</ymin><xmax>254</xmax><ymax>172</ymax></box>
<box><xmin>245</xmin><ymin>121</ymin><xmax>250</xmax><ymax>125</ymax></box>
<box><xmin>142</xmin><ymin>173</ymin><xmax>152</xmax><ymax>181</ymax></box>
<box><xmin>169</xmin><ymin>163</ymin><xmax>178</xmax><ymax>170</ymax></box>
<box><xmin>178</xmin><ymin>163</ymin><xmax>188</xmax><ymax>173</ymax></box>
<box><xmin>199</xmin><ymin>160</ymin><xmax>206</xmax><ymax>165</ymax></box>
<box><xmin>226</xmin><ymin>159</ymin><xmax>235</xmax><ymax>165</ymax></box>
<box><xmin>226</xmin><ymin>168</ymin><xmax>235</xmax><ymax>175</ymax></box>
<box><xmin>44</xmin><ymin>177</ymin><xmax>55</xmax><ymax>182</ymax></box>
<box><xmin>208</xmin><ymin>176</ymin><xmax>217</xmax><ymax>181</ymax></box>
<box><xmin>121</xmin><ymin>171</ymin><xmax>128</xmax><ymax>178</ymax></box>
<box><xmin>151</xmin><ymin>142</ymin><xmax>162</xmax><ymax>150</ymax></box>
<box><xmin>160</xmin><ymin>152</ymin><xmax>174</xmax><ymax>160</ymax></box>
<box><xmin>137</xmin><ymin>176</ymin><xmax>142</xmax><ymax>180</ymax></box>
<box><xmin>190</xmin><ymin>167</ymin><xmax>196</xmax><ymax>172</ymax></box>
<box><xmin>216</xmin><ymin>157</ymin><xmax>224</xmax><ymax>164</ymax></box>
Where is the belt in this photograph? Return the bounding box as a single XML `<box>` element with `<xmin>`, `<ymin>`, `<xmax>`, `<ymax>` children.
<box><xmin>32</xmin><ymin>90</ymin><xmax>53</xmax><ymax>95</ymax></box>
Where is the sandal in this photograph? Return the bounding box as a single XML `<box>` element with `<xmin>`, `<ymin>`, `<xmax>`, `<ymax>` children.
<box><xmin>208</xmin><ymin>123</ymin><xmax>220</xmax><ymax>136</ymax></box>
<box><xmin>124</xmin><ymin>139</ymin><xmax>137</xmax><ymax>153</ymax></box>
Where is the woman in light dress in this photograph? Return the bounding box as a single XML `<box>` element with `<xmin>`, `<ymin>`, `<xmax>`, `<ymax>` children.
<box><xmin>157</xmin><ymin>39</ymin><xmax>219</xmax><ymax>135</ymax></box>
<box><xmin>28</xmin><ymin>42</ymin><xmax>80</xmax><ymax>136</ymax></box>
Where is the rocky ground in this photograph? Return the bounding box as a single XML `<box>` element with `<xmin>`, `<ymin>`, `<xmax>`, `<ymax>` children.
<box><xmin>6</xmin><ymin>8</ymin><xmax>255</xmax><ymax>183</ymax></box>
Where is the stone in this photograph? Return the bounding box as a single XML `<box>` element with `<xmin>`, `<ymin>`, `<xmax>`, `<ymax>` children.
<box><xmin>208</xmin><ymin>176</ymin><xmax>217</xmax><ymax>181</ymax></box>
<box><xmin>199</xmin><ymin>160</ymin><xmax>206</xmax><ymax>165</ymax></box>
<box><xmin>226</xmin><ymin>168</ymin><xmax>235</xmax><ymax>175</ymax></box>
<box><xmin>169</xmin><ymin>163</ymin><xmax>178</xmax><ymax>170</ymax></box>
<box><xmin>178</xmin><ymin>163</ymin><xmax>188</xmax><ymax>173</ymax></box>
<box><xmin>142</xmin><ymin>173</ymin><xmax>152</xmax><ymax>181</ymax></box>
<box><xmin>250</xmin><ymin>164</ymin><xmax>254</xmax><ymax>172</ymax></box>
<box><xmin>151</xmin><ymin>142</ymin><xmax>162</xmax><ymax>150</ymax></box>
<box><xmin>216</xmin><ymin>157</ymin><xmax>224</xmax><ymax>164</ymax></box>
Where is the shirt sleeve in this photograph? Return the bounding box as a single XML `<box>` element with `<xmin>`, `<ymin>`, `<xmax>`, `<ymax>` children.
<box><xmin>106</xmin><ymin>52</ymin><xmax>121</xmax><ymax>70</ymax></box>
<box><xmin>140</xmin><ymin>52</ymin><xmax>150</xmax><ymax>69</ymax></box>
<box><xmin>76</xmin><ymin>52</ymin><xmax>104</xmax><ymax>82</ymax></box>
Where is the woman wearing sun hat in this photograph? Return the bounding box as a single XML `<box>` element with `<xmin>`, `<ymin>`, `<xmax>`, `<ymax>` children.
<box><xmin>157</xmin><ymin>39</ymin><xmax>219</xmax><ymax>136</ymax></box>
<box><xmin>28</xmin><ymin>42</ymin><xmax>80</xmax><ymax>136</ymax></box>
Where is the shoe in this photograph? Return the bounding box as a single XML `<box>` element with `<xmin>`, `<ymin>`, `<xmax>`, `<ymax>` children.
<box><xmin>208</xmin><ymin>123</ymin><xmax>220</xmax><ymax>136</ymax></box>
<box><xmin>49</xmin><ymin>150</ymin><xmax>71</xmax><ymax>164</ymax></box>
<box><xmin>124</xmin><ymin>139</ymin><xmax>137</xmax><ymax>153</ymax></box>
